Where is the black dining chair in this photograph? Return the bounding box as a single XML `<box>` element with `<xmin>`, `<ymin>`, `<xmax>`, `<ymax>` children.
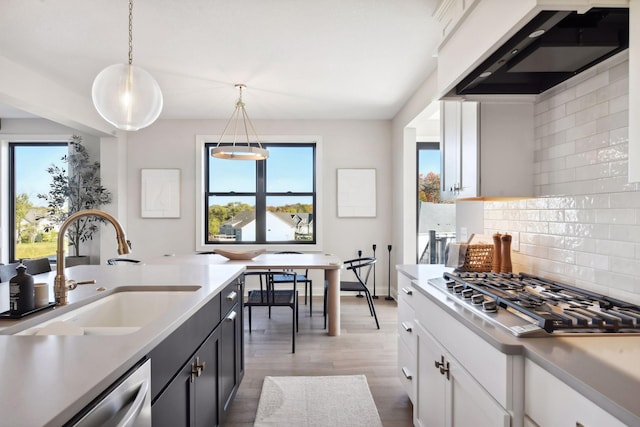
<box><xmin>244</xmin><ymin>271</ymin><xmax>298</xmax><ymax>353</ymax></box>
<box><xmin>324</xmin><ymin>257</ymin><xmax>379</xmax><ymax>329</ymax></box>
<box><xmin>271</xmin><ymin>251</ymin><xmax>313</xmax><ymax>316</ymax></box>
<box><xmin>23</xmin><ymin>257</ymin><xmax>52</xmax><ymax>275</ymax></box>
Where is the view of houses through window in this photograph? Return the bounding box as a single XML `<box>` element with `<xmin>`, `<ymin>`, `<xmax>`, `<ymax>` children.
<box><xmin>205</xmin><ymin>143</ymin><xmax>316</xmax><ymax>244</ymax></box>
<box><xmin>417</xmin><ymin>142</ymin><xmax>455</xmax><ymax>264</ymax></box>
<box><xmin>10</xmin><ymin>143</ymin><xmax>68</xmax><ymax>262</ymax></box>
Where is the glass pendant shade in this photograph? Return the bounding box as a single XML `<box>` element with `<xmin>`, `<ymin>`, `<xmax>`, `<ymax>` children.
<box><xmin>92</xmin><ymin>63</ymin><xmax>163</xmax><ymax>131</ymax></box>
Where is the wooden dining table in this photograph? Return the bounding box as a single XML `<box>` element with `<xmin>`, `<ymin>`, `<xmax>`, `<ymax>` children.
<box><xmin>145</xmin><ymin>253</ymin><xmax>344</xmax><ymax>336</ymax></box>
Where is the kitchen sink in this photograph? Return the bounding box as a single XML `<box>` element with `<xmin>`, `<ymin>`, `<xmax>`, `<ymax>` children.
<box><xmin>15</xmin><ymin>287</ymin><xmax>201</xmax><ymax>336</ymax></box>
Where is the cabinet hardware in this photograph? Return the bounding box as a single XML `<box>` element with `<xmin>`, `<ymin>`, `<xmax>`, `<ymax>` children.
<box><xmin>434</xmin><ymin>355</ymin><xmax>445</xmax><ymax>369</ymax></box>
<box><xmin>226</xmin><ymin>311</ymin><xmax>237</xmax><ymax>322</ymax></box>
<box><xmin>401</xmin><ymin>367</ymin><xmax>413</xmax><ymax>380</ymax></box>
<box><xmin>402</xmin><ymin>287</ymin><xmax>413</xmax><ymax>295</ymax></box>
<box><xmin>226</xmin><ymin>291</ymin><xmax>237</xmax><ymax>302</ymax></box>
<box><xmin>195</xmin><ymin>357</ymin><xmax>205</xmax><ymax>376</ymax></box>
<box><xmin>439</xmin><ymin>361</ymin><xmax>450</xmax><ymax>380</ymax></box>
<box><xmin>190</xmin><ymin>362</ymin><xmax>198</xmax><ymax>383</ymax></box>
<box><xmin>401</xmin><ymin>322</ymin><xmax>412</xmax><ymax>332</ymax></box>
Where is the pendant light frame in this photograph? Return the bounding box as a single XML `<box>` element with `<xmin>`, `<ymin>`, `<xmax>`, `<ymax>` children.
<box><xmin>91</xmin><ymin>0</ymin><xmax>163</xmax><ymax>131</ymax></box>
<box><xmin>211</xmin><ymin>84</ymin><xmax>269</xmax><ymax>161</ymax></box>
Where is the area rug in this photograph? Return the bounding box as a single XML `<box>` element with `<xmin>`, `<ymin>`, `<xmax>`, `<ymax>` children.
<box><xmin>254</xmin><ymin>375</ymin><xmax>383</xmax><ymax>427</ymax></box>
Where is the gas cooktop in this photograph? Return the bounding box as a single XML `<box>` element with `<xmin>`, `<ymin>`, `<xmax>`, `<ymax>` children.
<box><xmin>427</xmin><ymin>272</ymin><xmax>640</xmax><ymax>337</ymax></box>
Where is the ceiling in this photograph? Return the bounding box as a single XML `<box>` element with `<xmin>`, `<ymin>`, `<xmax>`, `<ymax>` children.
<box><xmin>0</xmin><ymin>0</ymin><xmax>441</xmax><ymax>122</ymax></box>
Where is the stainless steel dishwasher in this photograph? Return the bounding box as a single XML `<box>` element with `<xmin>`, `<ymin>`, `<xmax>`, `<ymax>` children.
<box><xmin>67</xmin><ymin>358</ymin><xmax>152</xmax><ymax>427</ymax></box>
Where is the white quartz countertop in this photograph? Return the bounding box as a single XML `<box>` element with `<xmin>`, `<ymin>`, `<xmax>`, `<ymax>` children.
<box><xmin>0</xmin><ymin>263</ymin><xmax>245</xmax><ymax>427</ymax></box>
<box><xmin>397</xmin><ymin>264</ymin><xmax>640</xmax><ymax>426</ymax></box>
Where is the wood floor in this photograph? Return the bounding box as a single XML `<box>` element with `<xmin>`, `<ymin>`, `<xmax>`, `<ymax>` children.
<box><xmin>225</xmin><ymin>295</ymin><xmax>413</xmax><ymax>427</ymax></box>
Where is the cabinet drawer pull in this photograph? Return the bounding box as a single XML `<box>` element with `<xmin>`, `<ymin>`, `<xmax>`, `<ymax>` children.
<box><xmin>402</xmin><ymin>287</ymin><xmax>413</xmax><ymax>295</ymax></box>
<box><xmin>225</xmin><ymin>311</ymin><xmax>237</xmax><ymax>322</ymax></box>
<box><xmin>439</xmin><ymin>361</ymin><xmax>450</xmax><ymax>380</ymax></box>
<box><xmin>401</xmin><ymin>367</ymin><xmax>413</xmax><ymax>380</ymax></box>
<box><xmin>226</xmin><ymin>291</ymin><xmax>238</xmax><ymax>302</ymax></box>
<box><xmin>401</xmin><ymin>322</ymin><xmax>412</xmax><ymax>332</ymax></box>
<box><xmin>190</xmin><ymin>357</ymin><xmax>206</xmax><ymax>382</ymax></box>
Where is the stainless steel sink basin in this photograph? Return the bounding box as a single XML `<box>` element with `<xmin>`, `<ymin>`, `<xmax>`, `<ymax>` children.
<box><xmin>15</xmin><ymin>287</ymin><xmax>200</xmax><ymax>336</ymax></box>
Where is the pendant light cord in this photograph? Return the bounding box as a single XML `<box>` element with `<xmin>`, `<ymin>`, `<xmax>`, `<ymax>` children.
<box><xmin>128</xmin><ymin>0</ymin><xmax>133</xmax><ymax>65</ymax></box>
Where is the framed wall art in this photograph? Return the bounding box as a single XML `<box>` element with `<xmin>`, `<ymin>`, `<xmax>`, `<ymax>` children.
<box><xmin>336</xmin><ymin>168</ymin><xmax>376</xmax><ymax>217</ymax></box>
<box><xmin>141</xmin><ymin>168</ymin><xmax>181</xmax><ymax>218</ymax></box>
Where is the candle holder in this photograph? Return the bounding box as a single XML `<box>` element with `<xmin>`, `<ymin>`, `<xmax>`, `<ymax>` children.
<box><xmin>385</xmin><ymin>245</ymin><xmax>394</xmax><ymax>300</ymax></box>
<box><xmin>372</xmin><ymin>244</ymin><xmax>378</xmax><ymax>299</ymax></box>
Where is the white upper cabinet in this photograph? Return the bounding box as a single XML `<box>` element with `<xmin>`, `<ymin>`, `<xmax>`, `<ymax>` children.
<box><xmin>440</xmin><ymin>100</ymin><xmax>534</xmax><ymax>200</ymax></box>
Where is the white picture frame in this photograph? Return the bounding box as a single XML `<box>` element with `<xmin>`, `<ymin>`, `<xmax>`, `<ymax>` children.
<box><xmin>337</xmin><ymin>168</ymin><xmax>376</xmax><ymax>217</ymax></box>
<box><xmin>141</xmin><ymin>169</ymin><xmax>181</xmax><ymax>218</ymax></box>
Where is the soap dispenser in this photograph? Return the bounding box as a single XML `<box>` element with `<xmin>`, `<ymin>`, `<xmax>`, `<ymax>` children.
<box><xmin>9</xmin><ymin>263</ymin><xmax>35</xmax><ymax>315</ymax></box>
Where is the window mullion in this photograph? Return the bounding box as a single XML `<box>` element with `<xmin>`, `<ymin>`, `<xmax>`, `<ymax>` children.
<box><xmin>255</xmin><ymin>160</ymin><xmax>266</xmax><ymax>242</ymax></box>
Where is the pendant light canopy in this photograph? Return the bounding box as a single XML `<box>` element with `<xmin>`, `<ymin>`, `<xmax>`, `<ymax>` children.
<box><xmin>211</xmin><ymin>84</ymin><xmax>269</xmax><ymax>161</ymax></box>
<box><xmin>92</xmin><ymin>0</ymin><xmax>163</xmax><ymax>131</ymax></box>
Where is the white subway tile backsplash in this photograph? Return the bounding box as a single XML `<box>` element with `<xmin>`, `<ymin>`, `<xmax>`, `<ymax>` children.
<box><xmin>484</xmin><ymin>54</ymin><xmax>638</xmax><ymax>302</ymax></box>
<box><xmin>565</xmin><ymin>92</ymin><xmax>598</xmax><ymax>115</ymax></box>
<box><xmin>574</xmin><ymin>163</ymin><xmax>609</xmax><ymax>181</ymax></box>
<box><xmin>595</xmin><ymin>239</ymin><xmax>636</xmax><ymax>258</ymax></box>
<box><xmin>574</xmin><ymin>132</ymin><xmax>609</xmax><ymax>153</ymax></box>
<box><xmin>595</xmin><ymin>208</ymin><xmax>636</xmax><ymax>225</ymax></box>
<box><xmin>596</xmin><ymin>110</ymin><xmax>628</xmax><ymax>133</ymax></box>
<box><xmin>609</xmin><ymin>94</ymin><xmax>629</xmax><ymax>114</ymax></box>
<box><xmin>548</xmin><ymin>248</ymin><xmax>576</xmax><ymax>264</ymax></box>
<box><xmin>566</xmin><ymin>150</ymin><xmax>597</xmax><ymax>169</ymax></box>
<box><xmin>596</xmin><ymin>77</ymin><xmax>628</xmax><ymax>103</ymax></box>
<box><xmin>574</xmin><ymin>71</ymin><xmax>609</xmax><ymax>98</ymax></box>
<box><xmin>574</xmin><ymin>102</ymin><xmax>609</xmax><ymax>125</ymax></box>
<box><xmin>576</xmin><ymin>252</ymin><xmax>609</xmax><ymax>270</ymax></box>
<box><xmin>547</xmin><ymin>141</ymin><xmax>576</xmax><ymax>159</ymax></box>
<box><xmin>566</xmin><ymin>120</ymin><xmax>597</xmax><ymax>141</ymax></box>
<box><xmin>610</xmin><ymin>160</ymin><xmax>628</xmax><ymax>177</ymax></box>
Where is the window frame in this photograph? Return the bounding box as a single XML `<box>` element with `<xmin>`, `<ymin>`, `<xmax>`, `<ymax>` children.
<box><xmin>195</xmin><ymin>135</ymin><xmax>323</xmax><ymax>252</ymax></box>
<box><xmin>8</xmin><ymin>141</ymin><xmax>68</xmax><ymax>262</ymax></box>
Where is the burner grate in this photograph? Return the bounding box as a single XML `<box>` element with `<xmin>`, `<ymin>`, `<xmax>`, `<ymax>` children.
<box><xmin>443</xmin><ymin>271</ymin><xmax>640</xmax><ymax>334</ymax></box>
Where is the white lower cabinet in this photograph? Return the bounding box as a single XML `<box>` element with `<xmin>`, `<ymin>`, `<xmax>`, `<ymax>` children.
<box><xmin>414</xmin><ymin>321</ymin><xmax>510</xmax><ymax>427</ymax></box>
<box><xmin>397</xmin><ymin>272</ymin><xmax>518</xmax><ymax>427</ymax></box>
<box><xmin>524</xmin><ymin>360</ymin><xmax>627</xmax><ymax>427</ymax></box>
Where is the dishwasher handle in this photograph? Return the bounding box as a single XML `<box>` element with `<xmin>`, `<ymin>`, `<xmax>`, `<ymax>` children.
<box><xmin>115</xmin><ymin>376</ymin><xmax>150</xmax><ymax>427</ymax></box>
<box><xmin>70</xmin><ymin>359</ymin><xmax>152</xmax><ymax>427</ymax></box>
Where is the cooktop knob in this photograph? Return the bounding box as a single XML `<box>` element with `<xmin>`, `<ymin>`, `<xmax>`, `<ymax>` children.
<box><xmin>471</xmin><ymin>294</ymin><xmax>485</xmax><ymax>305</ymax></box>
<box><xmin>461</xmin><ymin>289</ymin><xmax>474</xmax><ymax>299</ymax></box>
<box><xmin>482</xmin><ymin>300</ymin><xmax>498</xmax><ymax>312</ymax></box>
<box><xmin>453</xmin><ymin>285</ymin><xmax>465</xmax><ymax>294</ymax></box>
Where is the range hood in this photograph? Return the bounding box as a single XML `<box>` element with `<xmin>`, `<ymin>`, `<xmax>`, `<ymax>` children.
<box><xmin>455</xmin><ymin>8</ymin><xmax>629</xmax><ymax>95</ymax></box>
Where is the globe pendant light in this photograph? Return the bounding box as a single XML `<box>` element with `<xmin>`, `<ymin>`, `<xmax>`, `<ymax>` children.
<box><xmin>92</xmin><ymin>0</ymin><xmax>163</xmax><ymax>131</ymax></box>
<box><xmin>211</xmin><ymin>84</ymin><xmax>269</xmax><ymax>160</ymax></box>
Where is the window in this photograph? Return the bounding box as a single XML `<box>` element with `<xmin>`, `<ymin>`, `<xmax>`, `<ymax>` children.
<box><xmin>9</xmin><ymin>143</ymin><xmax>68</xmax><ymax>262</ymax></box>
<box><xmin>204</xmin><ymin>143</ymin><xmax>316</xmax><ymax>245</ymax></box>
<box><xmin>417</xmin><ymin>142</ymin><xmax>455</xmax><ymax>264</ymax></box>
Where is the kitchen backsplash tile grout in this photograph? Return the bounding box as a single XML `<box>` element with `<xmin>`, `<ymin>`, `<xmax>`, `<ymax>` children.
<box><xmin>484</xmin><ymin>50</ymin><xmax>640</xmax><ymax>305</ymax></box>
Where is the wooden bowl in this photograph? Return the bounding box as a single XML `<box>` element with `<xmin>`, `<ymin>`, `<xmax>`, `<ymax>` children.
<box><xmin>213</xmin><ymin>248</ymin><xmax>266</xmax><ymax>260</ymax></box>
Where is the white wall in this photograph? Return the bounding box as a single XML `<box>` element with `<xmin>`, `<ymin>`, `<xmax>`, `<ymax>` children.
<box><xmin>483</xmin><ymin>52</ymin><xmax>640</xmax><ymax>304</ymax></box>
<box><xmin>124</xmin><ymin>119</ymin><xmax>393</xmax><ymax>293</ymax></box>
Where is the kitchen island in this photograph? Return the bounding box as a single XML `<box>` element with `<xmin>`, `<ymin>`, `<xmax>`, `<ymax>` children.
<box><xmin>0</xmin><ymin>263</ymin><xmax>245</xmax><ymax>427</ymax></box>
<box><xmin>397</xmin><ymin>264</ymin><xmax>640</xmax><ymax>427</ymax></box>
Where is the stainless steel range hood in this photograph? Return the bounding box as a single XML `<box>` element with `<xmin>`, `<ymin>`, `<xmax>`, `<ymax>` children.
<box><xmin>455</xmin><ymin>8</ymin><xmax>629</xmax><ymax>95</ymax></box>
